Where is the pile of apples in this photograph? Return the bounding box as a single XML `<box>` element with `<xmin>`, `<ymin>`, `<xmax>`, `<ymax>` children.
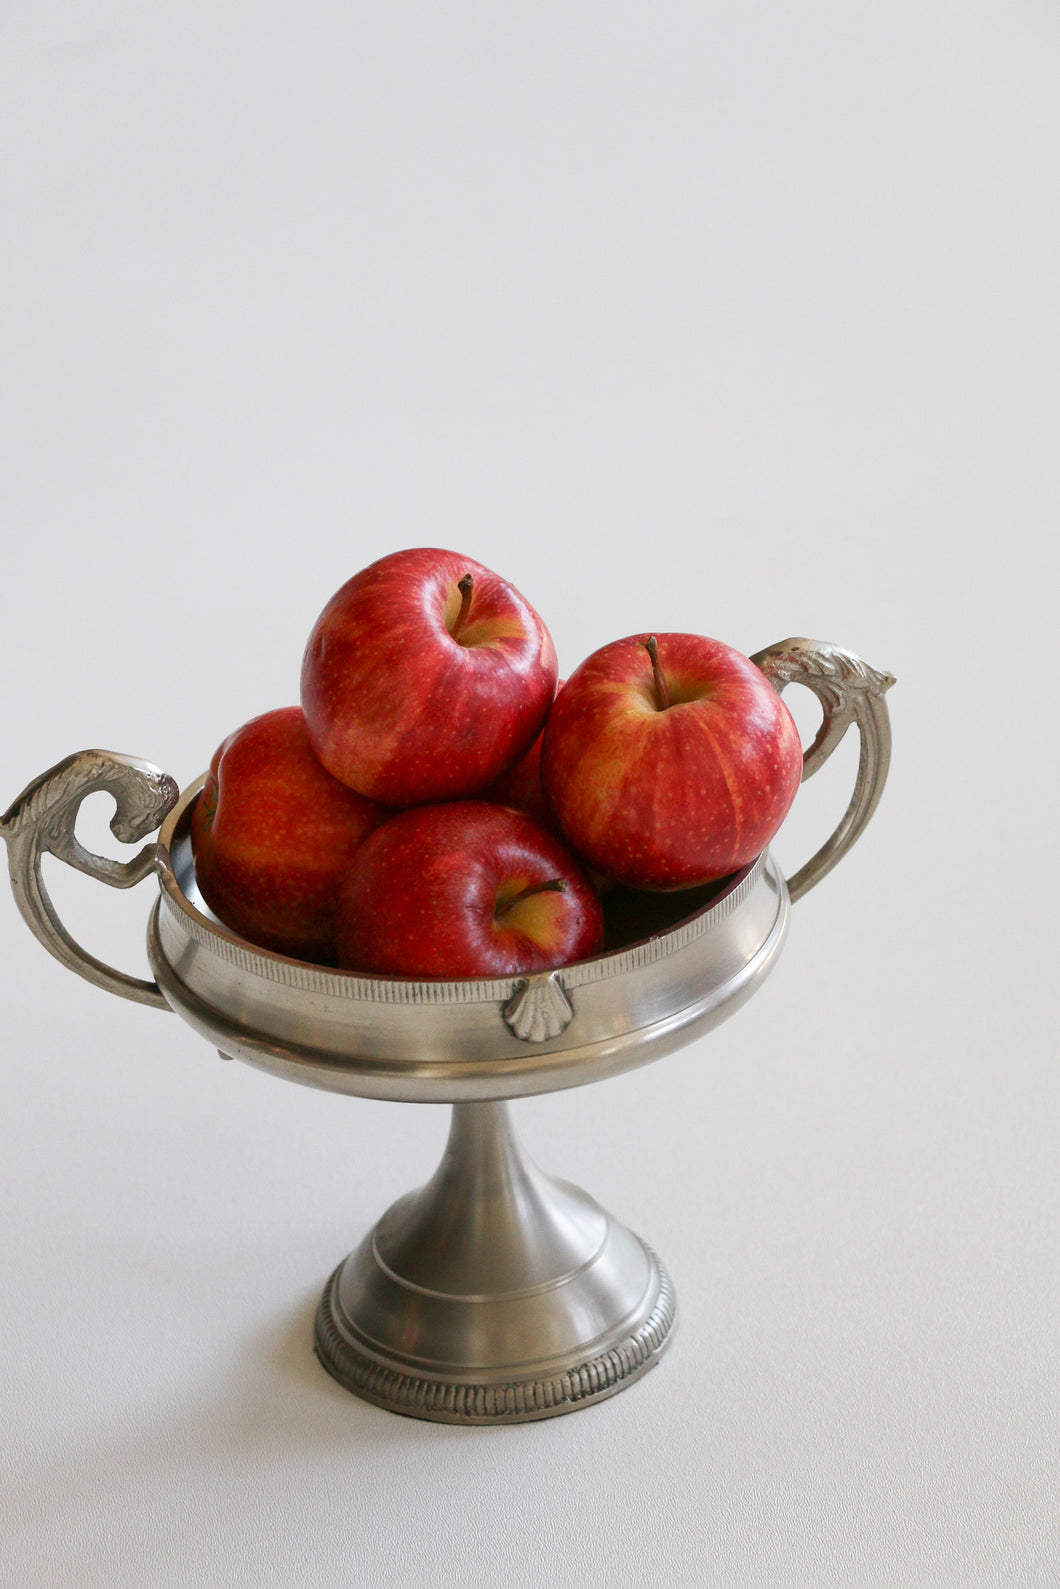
<box><xmin>190</xmin><ymin>547</ymin><xmax>803</xmax><ymax>978</ymax></box>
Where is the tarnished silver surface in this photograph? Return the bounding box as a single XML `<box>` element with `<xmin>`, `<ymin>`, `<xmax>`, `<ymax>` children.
<box><xmin>1</xmin><ymin>637</ymin><xmax>894</xmax><ymax>1423</ymax></box>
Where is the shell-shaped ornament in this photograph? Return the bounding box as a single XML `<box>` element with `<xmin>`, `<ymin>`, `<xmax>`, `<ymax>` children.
<box><xmin>503</xmin><ymin>972</ymin><xmax>574</xmax><ymax>1044</ymax></box>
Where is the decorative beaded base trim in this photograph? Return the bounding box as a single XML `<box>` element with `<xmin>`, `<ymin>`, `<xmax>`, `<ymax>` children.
<box><xmin>313</xmin><ymin>1252</ymin><xmax>677</xmax><ymax>1424</ymax></box>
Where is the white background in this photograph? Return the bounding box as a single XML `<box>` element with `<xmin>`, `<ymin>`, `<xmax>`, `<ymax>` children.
<box><xmin>1</xmin><ymin>3</ymin><xmax>1057</xmax><ymax>1585</ymax></box>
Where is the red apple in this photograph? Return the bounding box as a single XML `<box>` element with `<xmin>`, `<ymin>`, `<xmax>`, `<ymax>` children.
<box><xmin>191</xmin><ymin>706</ymin><xmax>384</xmax><ymax>962</ymax></box>
<box><xmin>300</xmin><ymin>548</ymin><xmax>558</xmax><ymax>806</ymax></box>
<box><xmin>482</xmin><ymin>682</ymin><xmax>614</xmax><ymax>898</ymax></box>
<box><xmin>540</xmin><ymin>633</ymin><xmax>803</xmax><ymax>890</ymax></box>
<box><xmin>335</xmin><ymin>801</ymin><xmax>604</xmax><ymax>978</ymax></box>
<box><xmin>481</xmin><ymin>678</ymin><xmax>566</xmax><ymax>829</ymax></box>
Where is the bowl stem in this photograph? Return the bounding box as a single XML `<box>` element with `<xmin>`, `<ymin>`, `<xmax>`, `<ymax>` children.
<box><xmin>314</xmin><ymin>1099</ymin><xmax>676</xmax><ymax>1423</ymax></box>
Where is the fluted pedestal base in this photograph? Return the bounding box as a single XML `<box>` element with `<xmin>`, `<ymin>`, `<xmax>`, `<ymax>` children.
<box><xmin>314</xmin><ymin>1101</ymin><xmax>676</xmax><ymax>1424</ymax></box>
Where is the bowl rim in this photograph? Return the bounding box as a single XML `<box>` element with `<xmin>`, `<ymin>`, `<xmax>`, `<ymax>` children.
<box><xmin>155</xmin><ymin>775</ymin><xmax>776</xmax><ymax>1006</ymax></box>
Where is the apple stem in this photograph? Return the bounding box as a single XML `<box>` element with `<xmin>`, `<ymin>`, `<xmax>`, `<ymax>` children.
<box><xmin>496</xmin><ymin>877</ymin><xmax>567</xmax><ymax>917</ymax></box>
<box><xmin>454</xmin><ymin>573</ymin><xmax>475</xmax><ymax>636</ymax></box>
<box><xmin>644</xmin><ymin>635</ymin><xmax>671</xmax><ymax>710</ymax></box>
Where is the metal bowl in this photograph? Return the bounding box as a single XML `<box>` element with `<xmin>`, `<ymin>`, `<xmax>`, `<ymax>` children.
<box><xmin>149</xmin><ymin>776</ymin><xmax>789</xmax><ymax>1104</ymax></box>
<box><xmin>2</xmin><ymin>637</ymin><xmax>894</xmax><ymax>1423</ymax></box>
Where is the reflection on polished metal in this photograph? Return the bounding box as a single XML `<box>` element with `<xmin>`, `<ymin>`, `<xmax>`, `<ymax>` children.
<box><xmin>1</xmin><ymin>638</ymin><xmax>894</xmax><ymax>1424</ymax></box>
<box><xmin>314</xmin><ymin>1100</ymin><xmax>676</xmax><ymax>1422</ymax></box>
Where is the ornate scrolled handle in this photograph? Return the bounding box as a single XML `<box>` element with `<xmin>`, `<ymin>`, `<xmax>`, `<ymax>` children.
<box><xmin>751</xmin><ymin>639</ymin><xmax>895</xmax><ymax>904</ymax></box>
<box><xmin>1</xmin><ymin>750</ymin><xmax>180</xmax><ymax>1008</ymax></box>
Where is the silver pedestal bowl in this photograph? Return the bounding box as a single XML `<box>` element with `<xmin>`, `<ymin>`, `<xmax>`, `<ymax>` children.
<box><xmin>2</xmin><ymin>638</ymin><xmax>893</xmax><ymax>1424</ymax></box>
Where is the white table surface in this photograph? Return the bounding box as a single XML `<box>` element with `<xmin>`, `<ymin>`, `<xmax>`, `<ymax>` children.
<box><xmin>2</xmin><ymin>4</ymin><xmax>1057</xmax><ymax>1585</ymax></box>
